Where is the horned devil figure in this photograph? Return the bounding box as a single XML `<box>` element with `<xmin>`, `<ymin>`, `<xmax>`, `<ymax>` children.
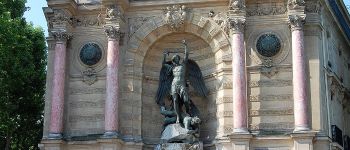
<box><xmin>155</xmin><ymin>40</ymin><xmax>208</xmax><ymax>128</ymax></box>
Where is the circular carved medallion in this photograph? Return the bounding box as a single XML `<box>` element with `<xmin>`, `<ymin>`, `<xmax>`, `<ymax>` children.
<box><xmin>79</xmin><ymin>43</ymin><xmax>102</xmax><ymax>66</ymax></box>
<box><xmin>256</xmin><ymin>34</ymin><xmax>281</xmax><ymax>57</ymax></box>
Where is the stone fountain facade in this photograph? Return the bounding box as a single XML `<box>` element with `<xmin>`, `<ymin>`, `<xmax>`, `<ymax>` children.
<box><xmin>40</xmin><ymin>0</ymin><xmax>350</xmax><ymax>150</ymax></box>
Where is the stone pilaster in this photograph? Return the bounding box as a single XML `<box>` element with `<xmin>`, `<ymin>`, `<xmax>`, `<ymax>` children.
<box><xmin>289</xmin><ymin>14</ymin><xmax>310</xmax><ymax>132</ymax></box>
<box><xmin>229</xmin><ymin>18</ymin><xmax>249</xmax><ymax>134</ymax></box>
<box><xmin>48</xmin><ymin>29</ymin><xmax>72</xmax><ymax>139</ymax></box>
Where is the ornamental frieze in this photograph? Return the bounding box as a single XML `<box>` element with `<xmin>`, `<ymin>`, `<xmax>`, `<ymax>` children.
<box><xmin>249</xmin><ymin>109</ymin><xmax>294</xmax><ymax>117</ymax></box>
<box><xmin>246</xmin><ymin>4</ymin><xmax>287</xmax><ymax>16</ymax></box>
<box><xmin>249</xmin><ymin>94</ymin><xmax>293</xmax><ymax>102</ymax></box>
<box><xmin>250</xmin><ymin>122</ymin><xmax>294</xmax><ymax>130</ymax></box>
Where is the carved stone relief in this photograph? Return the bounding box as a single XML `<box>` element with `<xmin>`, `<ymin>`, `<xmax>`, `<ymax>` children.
<box><xmin>305</xmin><ymin>1</ymin><xmax>321</xmax><ymax>13</ymax></box>
<box><xmin>163</xmin><ymin>5</ymin><xmax>187</xmax><ymax>31</ymax></box>
<box><xmin>246</xmin><ymin>3</ymin><xmax>287</xmax><ymax>16</ymax></box>
<box><xmin>128</xmin><ymin>17</ymin><xmax>152</xmax><ymax>38</ymax></box>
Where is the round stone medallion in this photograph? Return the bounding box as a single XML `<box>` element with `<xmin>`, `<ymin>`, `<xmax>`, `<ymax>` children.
<box><xmin>80</xmin><ymin>43</ymin><xmax>102</xmax><ymax>66</ymax></box>
<box><xmin>256</xmin><ymin>34</ymin><xmax>281</xmax><ymax>57</ymax></box>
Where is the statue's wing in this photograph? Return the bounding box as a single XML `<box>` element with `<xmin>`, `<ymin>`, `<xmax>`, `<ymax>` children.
<box><xmin>155</xmin><ymin>61</ymin><xmax>173</xmax><ymax>105</ymax></box>
<box><xmin>187</xmin><ymin>59</ymin><xmax>208</xmax><ymax>97</ymax></box>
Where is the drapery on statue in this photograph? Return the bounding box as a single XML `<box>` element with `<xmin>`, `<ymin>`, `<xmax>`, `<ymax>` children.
<box><xmin>155</xmin><ymin>40</ymin><xmax>208</xmax><ymax>128</ymax></box>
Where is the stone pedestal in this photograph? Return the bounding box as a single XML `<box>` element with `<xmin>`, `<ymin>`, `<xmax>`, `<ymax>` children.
<box><xmin>229</xmin><ymin>133</ymin><xmax>253</xmax><ymax>150</ymax></box>
<box><xmin>39</xmin><ymin>139</ymin><xmax>65</xmax><ymax>150</ymax></box>
<box><xmin>290</xmin><ymin>132</ymin><xmax>316</xmax><ymax>150</ymax></box>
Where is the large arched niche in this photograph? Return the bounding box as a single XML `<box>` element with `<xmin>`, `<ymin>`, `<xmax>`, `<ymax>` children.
<box><xmin>141</xmin><ymin>32</ymin><xmax>219</xmax><ymax>145</ymax></box>
<box><xmin>122</xmin><ymin>15</ymin><xmax>232</xmax><ymax>148</ymax></box>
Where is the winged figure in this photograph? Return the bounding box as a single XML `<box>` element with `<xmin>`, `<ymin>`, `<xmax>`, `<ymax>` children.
<box><xmin>155</xmin><ymin>40</ymin><xmax>208</xmax><ymax>125</ymax></box>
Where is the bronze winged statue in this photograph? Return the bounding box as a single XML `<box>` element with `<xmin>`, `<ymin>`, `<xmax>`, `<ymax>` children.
<box><xmin>155</xmin><ymin>40</ymin><xmax>208</xmax><ymax>126</ymax></box>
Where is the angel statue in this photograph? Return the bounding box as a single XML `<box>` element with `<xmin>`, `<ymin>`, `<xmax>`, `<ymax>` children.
<box><xmin>155</xmin><ymin>40</ymin><xmax>208</xmax><ymax>128</ymax></box>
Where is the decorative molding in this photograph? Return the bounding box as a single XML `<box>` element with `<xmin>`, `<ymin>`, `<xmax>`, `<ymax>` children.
<box><xmin>68</xmin><ymin>114</ymin><xmax>104</xmax><ymax>123</ymax></box>
<box><xmin>104</xmin><ymin>25</ymin><xmax>122</xmax><ymax>40</ymax></box>
<box><xmin>216</xmin><ymin>97</ymin><xmax>233</xmax><ymax>104</ymax></box>
<box><xmin>288</xmin><ymin>0</ymin><xmax>305</xmax><ymax>9</ymax></box>
<box><xmin>249</xmin><ymin>94</ymin><xmax>293</xmax><ymax>102</ymax></box>
<box><xmin>228</xmin><ymin>18</ymin><xmax>245</xmax><ymax>34</ymax></box>
<box><xmin>163</xmin><ymin>5</ymin><xmax>187</xmax><ymax>31</ymax></box>
<box><xmin>229</xmin><ymin>0</ymin><xmax>246</xmax><ymax>13</ymax></box>
<box><xmin>288</xmin><ymin>15</ymin><xmax>306</xmax><ymax>31</ymax></box>
<box><xmin>106</xmin><ymin>7</ymin><xmax>123</xmax><ymax>21</ymax></box>
<box><xmin>47</xmin><ymin>9</ymin><xmax>73</xmax><ymax>28</ymax></box>
<box><xmin>248</xmin><ymin>79</ymin><xmax>293</xmax><ymax>88</ymax></box>
<box><xmin>51</xmin><ymin>30</ymin><xmax>72</xmax><ymax>42</ymax></box>
<box><xmin>249</xmin><ymin>109</ymin><xmax>294</xmax><ymax>117</ymax></box>
<box><xmin>209</xmin><ymin>11</ymin><xmax>229</xmax><ymax>34</ymax></box>
<box><xmin>72</xmin><ymin>15</ymin><xmax>105</xmax><ymax>27</ymax></box>
<box><xmin>82</xmin><ymin>68</ymin><xmax>97</xmax><ymax>85</ymax></box>
<box><xmin>305</xmin><ymin>1</ymin><xmax>321</xmax><ymax>13</ymax></box>
<box><xmin>250</xmin><ymin>122</ymin><xmax>294</xmax><ymax>130</ymax></box>
<box><xmin>246</xmin><ymin>4</ymin><xmax>287</xmax><ymax>16</ymax></box>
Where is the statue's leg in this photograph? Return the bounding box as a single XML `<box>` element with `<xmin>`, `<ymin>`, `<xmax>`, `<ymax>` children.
<box><xmin>172</xmin><ymin>94</ymin><xmax>180</xmax><ymax>123</ymax></box>
<box><xmin>182</xmin><ymin>88</ymin><xmax>191</xmax><ymax>115</ymax></box>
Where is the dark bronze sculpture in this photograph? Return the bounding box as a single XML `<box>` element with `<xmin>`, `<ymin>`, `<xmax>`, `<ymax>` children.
<box><xmin>156</xmin><ymin>40</ymin><xmax>208</xmax><ymax>133</ymax></box>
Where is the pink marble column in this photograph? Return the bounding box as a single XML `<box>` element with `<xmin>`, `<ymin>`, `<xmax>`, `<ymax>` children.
<box><xmin>49</xmin><ymin>30</ymin><xmax>72</xmax><ymax>139</ymax></box>
<box><xmin>104</xmin><ymin>26</ymin><xmax>121</xmax><ymax>137</ymax></box>
<box><xmin>229</xmin><ymin>18</ymin><xmax>249</xmax><ymax>133</ymax></box>
<box><xmin>289</xmin><ymin>15</ymin><xmax>310</xmax><ymax>132</ymax></box>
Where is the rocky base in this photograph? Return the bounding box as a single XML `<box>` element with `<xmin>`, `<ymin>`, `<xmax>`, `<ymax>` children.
<box><xmin>160</xmin><ymin>123</ymin><xmax>198</xmax><ymax>143</ymax></box>
<box><xmin>154</xmin><ymin>142</ymin><xmax>203</xmax><ymax>150</ymax></box>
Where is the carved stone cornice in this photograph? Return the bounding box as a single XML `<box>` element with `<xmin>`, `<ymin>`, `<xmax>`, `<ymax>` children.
<box><xmin>229</xmin><ymin>0</ymin><xmax>246</xmax><ymax>13</ymax></box>
<box><xmin>163</xmin><ymin>5</ymin><xmax>187</xmax><ymax>31</ymax></box>
<box><xmin>228</xmin><ymin>18</ymin><xmax>245</xmax><ymax>34</ymax></box>
<box><xmin>51</xmin><ymin>30</ymin><xmax>72</xmax><ymax>42</ymax></box>
<box><xmin>288</xmin><ymin>15</ymin><xmax>306</xmax><ymax>31</ymax></box>
<box><xmin>104</xmin><ymin>25</ymin><xmax>122</xmax><ymax>40</ymax></box>
<box><xmin>288</xmin><ymin>0</ymin><xmax>305</xmax><ymax>9</ymax></box>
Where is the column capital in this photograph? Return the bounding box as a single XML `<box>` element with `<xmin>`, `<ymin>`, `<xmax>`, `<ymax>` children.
<box><xmin>228</xmin><ymin>18</ymin><xmax>246</xmax><ymax>34</ymax></box>
<box><xmin>288</xmin><ymin>15</ymin><xmax>306</xmax><ymax>31</ymax></box>
<box><xmin>51</xmin><ymin>30</ymin><xmax>72</xmax><ymax>42</ymax></box>
<box><xmin>104</xmin><ymin>25</ymin><xmax>122</xmax><ymax>40</ymax></box>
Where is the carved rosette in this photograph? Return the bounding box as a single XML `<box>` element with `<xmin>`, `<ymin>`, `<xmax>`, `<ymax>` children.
<box><xmin>288</xmin><ymin>0</ymin><xmax>305</xmax><ymax>9</ymax></box>
<box><xmin>229</xmin><ymin>0</ymin><xmax>246</xmax><ymax>12</ymax></box>
<box><xmin>288</xmin><ymin>15</ymin><xmax>306</xmax><ymax>31</ymax></box>
<box><xmin>163</xmin><ymin>5</ymin><xmax>187</xmax><ymax>31</ymax></box>
<box><xmin>51</xmin><ymin>30</ymin><xmax>72</xmax><ymax>42</ymax></box>
<box><xmin>104</xmin><ymin>25</ymin><xmax>122</xmax><ymax>40</ymax></box>
<box><xmin>228</xmin><ymin>18</ymin><xmax>245</xmax><ymax>34</ymax></box>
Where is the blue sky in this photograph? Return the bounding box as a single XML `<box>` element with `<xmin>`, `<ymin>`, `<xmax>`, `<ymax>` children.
<box><xmin>24</xmin><ymin>0</ymin><xmax>350</xmax><ymax>38</ymax></box>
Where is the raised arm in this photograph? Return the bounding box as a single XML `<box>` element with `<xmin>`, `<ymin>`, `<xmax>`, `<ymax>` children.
<box><xmin>183</xmin><ymin>40</ymin><xmax>189</xmax><ymax>63</ymax></box>
<box><xmin>163</xmin><ymin>52</ymin><xmax>167</xmax><ymax>64</ymax></box>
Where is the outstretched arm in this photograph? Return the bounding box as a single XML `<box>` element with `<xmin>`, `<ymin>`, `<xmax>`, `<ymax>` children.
<box><xmin>183</xmin><ymin>40</ymin><xmax>189</xmax><ymax>63</ymax></box>
<box><xmin>163</xmin><ymin>52</ymin><xmax>167</xmax><ymax>64</ymax></box>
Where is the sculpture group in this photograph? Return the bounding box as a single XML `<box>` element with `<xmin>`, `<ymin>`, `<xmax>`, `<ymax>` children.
<box><xmin>155</xmin><ymin>40</ymin><xmax>208</xmax><ymax>145</ymax></box>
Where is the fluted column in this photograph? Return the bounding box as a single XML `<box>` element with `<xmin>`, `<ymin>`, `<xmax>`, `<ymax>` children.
<box><xmin>103</xmin><ymin>25</ymin><xmax>122</xmax><ymax>137</ymax></box>
<box><xmin>229</xmin><ymin>18</ymin><xmax>248</xmax><ymax>133</ymax></box>
<box><xmin>289</xmin><ymin>15</ymin><xmax>310</xmax><ymax>132</ymax></box>
<box><xmin>48</xmin><ymin>30</ymin><xmax>72</xmax><ymax>139</ymax></box>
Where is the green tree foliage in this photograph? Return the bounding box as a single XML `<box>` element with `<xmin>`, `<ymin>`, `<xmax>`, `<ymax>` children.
<box><xmin>0</xmin><ymin>0</ymin><xmax>47</xmax><ymax>149</ymax></box>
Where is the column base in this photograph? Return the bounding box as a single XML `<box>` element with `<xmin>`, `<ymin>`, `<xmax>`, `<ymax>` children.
<box><xmin>233</xmin><ymin>128</ymin><xmax>250</xmax><ymax>134</ymax></box>
<box><xmin>291</xmin><ymin>132</ymin><xmax>316</xmax><ymax>150</ymax></box>
<box><xmin>102</xmin><ymin>131</ymin><xmax>120</xmax><ymax>139</ymax></box>
<box><xmin>48</xmin><ymin>133</ymin><xmax>63</xmax><ymax>139</ymax></box>
<box><xmin>293</xmin><ymin>126</ymin><xmax>310</xmax><ymax>133</ymax></box>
